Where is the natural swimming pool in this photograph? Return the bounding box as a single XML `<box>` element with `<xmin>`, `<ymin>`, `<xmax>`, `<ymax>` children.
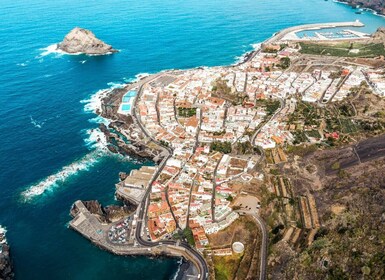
<box><xmin>121</xmin><ymin>104</ymin><xmax>131</xmax><ymax>112</ymax></box>
<box><xmin>122</xmin><ymin>90</ymin><xmax>137</xmax><ymax>102</ymax></box>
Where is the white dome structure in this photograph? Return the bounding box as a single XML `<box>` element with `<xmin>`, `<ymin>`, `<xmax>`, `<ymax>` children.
<box><xmin>232</xmin><ymin>241</ymin><xmax>245</xmax><ymax>254</ymax></box>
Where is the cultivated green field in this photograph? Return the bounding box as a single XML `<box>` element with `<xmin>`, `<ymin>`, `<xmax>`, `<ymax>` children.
<box><xmin>299</xmin><ymin>42</ymin><xmax>385</xmax><ymax>58</ymax></box>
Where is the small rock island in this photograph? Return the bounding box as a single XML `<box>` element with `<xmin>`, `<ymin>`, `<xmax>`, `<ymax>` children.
<box><xmin>57</xmin><ymin>27</ymin><xmax>118</xmax><ymax>55</ymax></box>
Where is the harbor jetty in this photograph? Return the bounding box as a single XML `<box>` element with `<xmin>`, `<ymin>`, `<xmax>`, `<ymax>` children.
<box><xmin>263</xmin><ymin>20</ymin><xmax>366</xmax><ymax>44</ymax></box>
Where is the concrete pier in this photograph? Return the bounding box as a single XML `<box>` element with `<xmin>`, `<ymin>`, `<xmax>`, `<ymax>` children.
<box><xmin>69</xmin><ymin>201</ymin><xmax>200</xmax><ymax>279</ymax></box>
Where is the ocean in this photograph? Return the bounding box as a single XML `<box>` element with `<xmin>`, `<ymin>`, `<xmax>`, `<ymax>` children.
<box><xmin>0</xmin><ymin>0</ymin><xmax>384</xmax><ymax>279</ymax></box>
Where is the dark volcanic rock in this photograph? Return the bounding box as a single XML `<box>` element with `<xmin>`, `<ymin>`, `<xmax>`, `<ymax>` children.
<box><xmin>0</xmin><ymin>230</ymin><xmax>14</xmax><ymax>280</ymax></box>
<box><xmin>71</xmin><ymin>200</ymin><xmax>134</xmax><ymax>223</ymax></box>
<box><xmin>57</xmin><ymin>27</ymin><xmax>118</xmax><ymax>55</ymax></box>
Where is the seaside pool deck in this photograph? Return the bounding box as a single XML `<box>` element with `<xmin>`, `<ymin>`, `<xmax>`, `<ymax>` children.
<box><xmin>118</xmin><ymin>90</ymin><xmax>137</xmax><ymax>115</ymax></box>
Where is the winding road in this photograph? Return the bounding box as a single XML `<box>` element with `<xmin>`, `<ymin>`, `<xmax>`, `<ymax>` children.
<box><xmin>131</xmin><ymin>75</ymin><xmax>209</xmax><ymax>280</ymax></box>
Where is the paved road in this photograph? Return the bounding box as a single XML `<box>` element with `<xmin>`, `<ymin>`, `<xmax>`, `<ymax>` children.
<box><xmin>252</xmin><ymin>214</ymin><xmax>268</xmax><ymax>280</ymax></box>
<box><xmin>131</xmin><ymin>75</ymin><xmax>209</xmax><ymax>280</ymax></box>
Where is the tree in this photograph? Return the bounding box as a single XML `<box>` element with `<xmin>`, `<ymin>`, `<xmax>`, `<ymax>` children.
<box><xmin>279</xmin><ymin>57</ymin><xmax>291</xmax><ymax>69</ymax></box>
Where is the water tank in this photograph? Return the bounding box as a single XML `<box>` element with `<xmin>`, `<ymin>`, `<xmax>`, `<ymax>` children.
<box><xmin>232</xmin><ymin>241</ymin><xmax>245</xmax><ymax>254</ymax></box>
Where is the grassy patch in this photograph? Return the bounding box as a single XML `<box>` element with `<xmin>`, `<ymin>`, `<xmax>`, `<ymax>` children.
<box><xmin>177</xmin><ymin>107</ymin><xmax>196</xmax><ymax>117</ymax></box>
<box><xmin>213</xmin><ymin>255</ymin><xmax>241</xmax><ymax>280</ymax></box>
<box><xmin>182</xmin><ymin>227</ymin><xmax>196</xmax><ymax>246</ymax></box>
<box><xmin>299</xmin><ymin>42</ymin><xmax>385</xmax><ymax>58</ymax></box>
<box><xmin>210</xmin><ymin>141</ymin><xmax>232</xmax><ymax>154</ymax></box>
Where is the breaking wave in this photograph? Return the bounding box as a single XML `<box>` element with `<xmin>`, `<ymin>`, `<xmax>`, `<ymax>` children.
<box><xmin>80</xmin><ymin>88</ymin><xmax>111</xmax><ymax>114</ymax></box>
<box><xmin>30</xmin><ymin>115</ymin><xmax>45</xmax><ymax>128</ymax></box>
<box><xmin>38</xmin><ymin>43</ymin><xmax>65</xmax><ymax>58</ymax></box>
<box><xmin>21</xmin><ymin>129</ymin><xmax>108</xmax><ymax>202</ymax></box>
<box><xmin>20</xmin><ymin>149</ymin><xmax>105</xmax><ymax>201</ymax></box>
<box><xmin>38</xmin><ymin>43</ymin><xmax>82</xmax><ymax>57</ymax></box>
<box><xmin>21</xmin><ymin>73</ymin><xmax>150</xmax><ymax>202</ymax></box>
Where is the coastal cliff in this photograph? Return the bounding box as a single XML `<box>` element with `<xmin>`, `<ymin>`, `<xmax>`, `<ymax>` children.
<box><xmin>338</xmin><ymin>0</ymin><xmax>385</xmax><ymax>15</ymax></box>
<box><xmin>0</xmin><ymin>228</ymin><xmax>13</xmax><ymax>280</ymax></box>
<box><xmin>57</xmin><ymin>27</ymin><xmax>118</xmax><ymax>55</ymax></box>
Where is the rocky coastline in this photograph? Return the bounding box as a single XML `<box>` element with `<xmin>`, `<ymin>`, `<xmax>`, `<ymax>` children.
<box><xmin>0</xmin><ymin>227</ymin><xmax>13</xmax><ymax>280</ymax></box>
<box><xmin>97</xmin><ymin>85</ymin><xmax>167</xmax><ymax>163</ymax></box>
<box><xmin>57</xmin><ymin>27</ymin><xmax>118</xmax><ymax>55</ymax></box>
<box><xmin>336</xmin><ymin>0</ymin><xmax>385</xmax><ymax>15</ymax></box>
<box><xmin>70</xmin><ymin>200</ymin><xmax>135</xmax><ymax>223</ymax></box>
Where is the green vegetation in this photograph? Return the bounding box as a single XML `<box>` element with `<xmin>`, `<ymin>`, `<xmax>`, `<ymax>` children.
<box><xmin>213</xmin><ymin>130</ymin><xmax>226</xmax><ymax>136</ymax></box>
<box><xmin>226</xmin><ymin>195</ymin><xmax>234</xmax><ymax>202</ymax></box>
<box><xmin>210</xmin><ymin>141</ymin><xmax>232</xmax><ymax>154</ymax></box>
<box><xmin>329</xmin><ymin>70</ymin><xmax>342</xmax><ymax>79</ymax></box>
<box><xmin>286</xmin><ymin>144</ymin><xmax>318</xmax><ymax>157</ymax></box>
<box><xmin>331</xmin><ymin>161</ymin><xmax>340</xmax><ymax>170</ymax></box>
<box><xmin>299</xmin><ymin>42</ymin><xmax>385</xmax><ymax>58</ymax></box>
<box><xmin>340</xmin><ymin>119</ymin><xmax>358</xmax><ymax>134</ymax></box>
<box><xmin>182</xmin><ymin>227</ymin><xmax>195</xmax><ymax>247</ymax></box>
<box><xmin>235</xmin><ymin>141</ymin><xmax>257</xmax><ymax>154</ymax></box>
<box><xmin>213</xmin><ymin>255</ymin><xmax>241</xmax><ymax>280</ymax></box>
<box><xmin>293</xmin><ymin>130</ymin><xmax>308</xmax><ymax>144</ymax></box>
<box><xmin>279</xmin><ymin>57</ymin><xmax>291</xmax><ymax>69</ymax></box>
<box><xmin>177</xmin><ymin>107</ymin><xmax>196</xmax><ymax>117</ymax></box>
<box><xmin>159</xmin><ymin>140</ymin><xmax>169</xmax><ymax>147</ymax></box>
<box><xmin>212</xmin><ymin>79</ymin><xmax>232</xmax><ymax>95</ymax></box>
<box><xmin>287</xmin><ymin>101</ymin><xmax>322</xmax><ymax>127</ymax></box>
<box><xmin>264</xmin><ymin>100</ymin><xmax>281</xmax><ymax>115</ymax></box>
<box><xmin>305</xmin><ymin>130</ymin><xmax>321</xmax><ymax>139</ymax></box>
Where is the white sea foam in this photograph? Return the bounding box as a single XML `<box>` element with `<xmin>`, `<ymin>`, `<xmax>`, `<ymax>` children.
<box><xmin>170</xmin><ymin>258</ymin><xmax>184</xmax><ymax>280</ymax></box>
<box><xmin>81</xmin><ymin>89</ymin><xmax>110</xmax><ymax>113</ymax></box>
<box><xmin>38</xmin><ymin>43</ymin><xmax>88</xmax><ymax>58</ymax></box>
<box><xmin>21</xmin><ymin>127</ymin><xmax>109</xmax><ymax>202</ymax></box>
<box><xmin>0</xmin><ymin>226</ymin><xmax>7</xmax><ymax>244</ymax></box>
<box><xmin>123</xmin><ymin>72</ymin><xmax>151</xmax><ymax>84</ymax></box>
<box><xmin>21</xmin><ymin>149</ymin><xmax>105</xmax><ymax>201</ymax></box>
<box><xmin>83</xmin><ymin>128</ymin><xmax>109</xmax><ymax>149</ymax></box>
<box><xmin>106</xmin><ymin>82</ymin><xmax>126</xmax><ymax>89</ymax></box>
<box><xmin>251</xmin><ymin>42</ymin><xmax>262</xmax><ymax>51</ymax></box>
<box><xmin>30</xmin><ymin>116</ymin><xmax>45</xmax><ymax>128</ymax></box>
<box><xmin>88</xmin><ymin>115</ymin><xmax>110</xmax><ymax>125</ymax></box>
<box><xmin>81</xmin><ymin>80</ymin><xmax>129</xmax><ymax>114</ymax></box>
<box><xmin>38</xmin><ymin>43</ymin><xmax>65</xmax><ymax>58</ymax></box>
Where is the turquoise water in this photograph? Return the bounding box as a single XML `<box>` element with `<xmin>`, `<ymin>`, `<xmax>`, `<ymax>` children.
<box><xmin>1</xmin><ymin>0</ymin><xmax>385</xmax><ymax>279</ymax></box>
<box><xmin>122</xmin><ymin>91</ymin><xmax>137</xmax><ymax>103</ymax></box>
<box><xmin>121</xmin><ymin>104</ymin><xmax>132</xmax><ymax>111</ymax></box>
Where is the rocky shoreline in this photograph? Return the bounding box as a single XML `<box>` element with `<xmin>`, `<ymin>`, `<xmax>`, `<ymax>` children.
<box><xmin>70</xmin><ymin>200</ymin><xmax>135</xmax><ymax>223</ymax></box>
<box><xmin>336</xmin><ymin>0</ymin><xmax>385</xmax><ymax>16</ymax></box>
<box><xmin>0</xmin><ymin>227</ymin><xmax>13</xmax><ymax>280</ymax></box>
<box><xmin>96</xmin><ymin>84</ymin><xmax>167</xmax><ymax>163</ymax></box>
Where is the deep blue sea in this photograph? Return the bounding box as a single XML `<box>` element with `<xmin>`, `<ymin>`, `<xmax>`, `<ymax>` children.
<box><xmin>1</xmin><ymin>0</ymin><xmax>384</xmax><ymax>279</ymax></box>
